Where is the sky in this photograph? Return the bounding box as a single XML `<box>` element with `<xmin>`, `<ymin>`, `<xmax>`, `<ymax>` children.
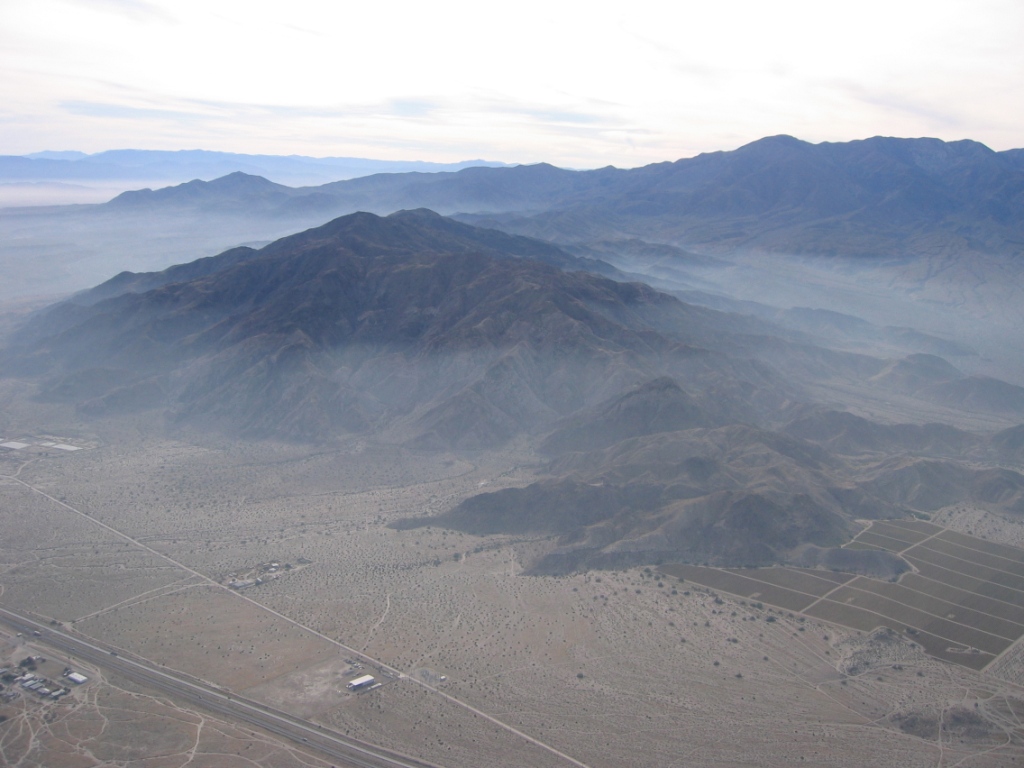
<box><xmin>1</xmin><ymin>0</ymin><xmax>1022</xmax><ymax>167</ymax></box>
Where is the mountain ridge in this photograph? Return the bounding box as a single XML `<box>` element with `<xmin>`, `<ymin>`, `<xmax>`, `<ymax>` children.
<box><xmin>91</xmin><ymin>135</ymin><xmax>1024</xmax><ymax>260</ymax></box>
<box><xmin>9</xmin><ymin>210</ymin><xmax>758</xmax><ymax>447</ymax></box>
<box><xmin>1</xmin><ymin>150</ymin><xmax>510</xmax><ymax>187</ymax></box>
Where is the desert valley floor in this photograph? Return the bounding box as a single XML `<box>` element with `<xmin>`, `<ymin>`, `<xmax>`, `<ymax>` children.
<box><xmin>2</xmin><ymin>389</ymin><xmax>1024</xmax><ymax>767</ymax></box>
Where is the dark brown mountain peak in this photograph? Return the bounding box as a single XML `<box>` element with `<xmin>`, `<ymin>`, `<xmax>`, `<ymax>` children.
<box><xmin>6</xmin><ymin>210</ymin><xmax>730</xmax><ymax>445</ymax></box>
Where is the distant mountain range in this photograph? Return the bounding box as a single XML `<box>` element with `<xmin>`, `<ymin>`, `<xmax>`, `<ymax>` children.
<box><xmin>4</xmin><ymin>134</ymin><xmax>1024</xmax><ymax>308</ymax></box>
<box><xmin>0</xmin><ymin>149</ymin><xmax>509</xmax><ymax>188</ymax></box>
<box><xmin>98</xmin><ymin>135</ymin><xmax>1024</xmax><ymax>259</ymax></box>
<box><xmin>8</xmin><ymin>208</ymin><xmax>1024</xmax><ymax>572</ymax></box>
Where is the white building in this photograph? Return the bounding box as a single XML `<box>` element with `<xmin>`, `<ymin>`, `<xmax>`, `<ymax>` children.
<box><xmin>347</xmin><ymin>674</ymin><xmax>375</xmax><ymax>690</ymax></box>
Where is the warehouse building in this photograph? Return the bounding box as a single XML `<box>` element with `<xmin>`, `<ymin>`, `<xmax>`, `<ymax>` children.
<box><xmin>346</xmin><ymin>674</ymin><xmax>375</xmax><ymax>690</ymax></box>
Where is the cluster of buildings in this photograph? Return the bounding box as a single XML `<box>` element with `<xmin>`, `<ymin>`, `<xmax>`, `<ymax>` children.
<box><xmin>0</xmin><ymin>661</ymin><xmax>88</xmax><ymax>704</ymax></box>
<box><xmin>226</xmin><ymin>561</ymin><xmax>291</xmax><ymax>590</ymax></box>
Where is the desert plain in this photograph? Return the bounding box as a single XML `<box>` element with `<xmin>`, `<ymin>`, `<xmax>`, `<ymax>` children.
<box><xmin>2</xmin><ymin>386</ymin><xmax>1024</xmax><ymax>768</ymax></box>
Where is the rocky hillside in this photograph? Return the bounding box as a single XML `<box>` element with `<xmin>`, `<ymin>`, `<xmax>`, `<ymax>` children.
<box><xmin>7</xmin><ymin>210</ymin><xmax>787</xmax><ymax>446</ymax></box>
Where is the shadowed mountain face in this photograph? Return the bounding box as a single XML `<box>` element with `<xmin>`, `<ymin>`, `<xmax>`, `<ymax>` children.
<box><xmin>8</xmin><ymin>210</ymin><xmax>790</xmax><ymax>447</ymax></box>
<box><xmin>397</xmin><ymin>398</ymin><xmax>1024</xmax><ymax>572</ymax></box>
<box><xmin>403</xmin><ymin>423</ymin><xmax>861</xmax><ymax>571</ymax></box>
<box><xmin>62</xmin><ymin>207</ymin><xmax>619</xmax><ymax>308</ymax></box>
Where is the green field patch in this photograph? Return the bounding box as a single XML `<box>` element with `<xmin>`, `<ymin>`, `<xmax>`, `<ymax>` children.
<box><xmin>905</xmin><ymin>557</ymin><xmax>1024</xmax><ymax>605</ymax></box>
<box><xmin>822</xmin><ymin>585</ymin><xmax>1010</xmax><ymax>655</ymax></box>
<box><xmin>670</xmin><ymin>524</ymin><xmax>1024</xmax><ymax>672</ymax></box>
<box><xmin>720</xmin><ymin>566</ymin><xmax>853</xmax><ymax>595</ymax></box>
<box><xmin>917</xmin><ymin>538</ymin><xmax>1024</xmax><ymax>580</ymax></box>
<box><xmin>843</xmin><ymin>540</ymin><xmax>887</xmax><ymax>552</ymax></box>
<box><xmin>660</xmin><ymin>564</ymin><xmax>818</xmax><ymax>611</ymax></box>
<box><xmin>803</xmin><ymin>598</ymin><xmax>888</xmax><ymax>632</ymax></box>
<box><xmin>849</xmin><ymin>579</ymin><xmax>1024</xmax><ymax>640</ymax></box>
<box><xmin>877</xmin><ymin>519</ymin><xmax>944</xmax><ymax>537</ymax></box>
<box><xmin>899</xmin><ymin>573</ymin><xmax>1024</xmax><ymax>626</ymax></box>
<box><xmin>888</xmin><ymin>628</ymin><xmax>995</xmax><ymax>671</ymax></box>
<box><xmin>868</xmin><ymin>521</ymin><xmax>936</xmax><ymax>545</ymax></box>
<box><xmin>852</xmin><ymin>530</ymin><xmax>910</xmax><ymax>552</ymax></box>
<box><xmin>904</xmin><ymin>548</ymin><xmax>1024</xmax><ymax>594</ymax></box>
<box><xmin>804</xmin><ymin>600</ymin><xmax>996</xmax><ymax>671</ymax></box>
<box><xmin>938</xmin><ymin>530</ymin><xmax>1024</xmax><ymax>565</ymax></box>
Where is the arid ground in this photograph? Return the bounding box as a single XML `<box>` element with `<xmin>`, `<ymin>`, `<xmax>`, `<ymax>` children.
<box><xmin>2</xmin><ymin>390</ymin><xmax>1024</xmax><ymax>767</ymax></box>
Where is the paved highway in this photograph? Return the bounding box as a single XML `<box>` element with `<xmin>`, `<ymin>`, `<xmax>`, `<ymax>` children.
<box><xmin>0</xmin><ymin>605</ymin><xmax>440</xmax><ymax>768</ymax></box>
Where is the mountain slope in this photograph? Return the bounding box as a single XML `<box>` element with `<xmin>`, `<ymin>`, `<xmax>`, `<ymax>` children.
<box><xmin>398</xmin><ymin>406</ymin><xmax>1024</xmax><ymax>572</ymax></box>
<box><xmin>398</xmin><ymin>423</ymin><xmax>867</xmax><ymax>572</ymax></box>
<box><xmin>8</xmin><ymin>210</ymin><xmax>784</xmax><ymax>446</ymax></box>
<box><xmin>10</xmin><ymin>206</ymin><xmax>1024</xmax><ymax>574</ymax></box>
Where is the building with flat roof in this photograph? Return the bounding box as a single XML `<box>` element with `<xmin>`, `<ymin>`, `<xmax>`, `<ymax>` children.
<box><xmin>347</xmin><ymin>674</ymin><xmax>375</xmax><ymax>690</ymax></box>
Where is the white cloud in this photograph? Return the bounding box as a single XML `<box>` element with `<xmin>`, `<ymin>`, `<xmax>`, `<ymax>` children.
<box><xmin>0</xmin><ymin>0</ymin><xmax>1021</xmax><ymax>163</ymax></box>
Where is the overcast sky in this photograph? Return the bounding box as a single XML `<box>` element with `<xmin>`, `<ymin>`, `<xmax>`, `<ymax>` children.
<box><xmin>1</xmin><ymin>0</ymin><xmax>1021</xmax><ymax>167</ymax></box>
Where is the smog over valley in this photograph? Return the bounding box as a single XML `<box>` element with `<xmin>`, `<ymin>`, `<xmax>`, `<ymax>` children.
<box><xmin>2</xmin><ymin>2</ymin><xmax>1024</xmax><ymax>767</ymax></box>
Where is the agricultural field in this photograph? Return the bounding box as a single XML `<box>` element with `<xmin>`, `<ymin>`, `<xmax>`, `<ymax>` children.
<box><xmin>671</xmin><ymin>520</ymin><xmax>1024</xmax><ymax>673</ymax></box>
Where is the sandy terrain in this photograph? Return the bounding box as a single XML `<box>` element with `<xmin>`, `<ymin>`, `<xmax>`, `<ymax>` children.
<box><xmin>0</xmin><ymin>627</ymin><xmax>336</xmax><ymax>768</ymax></box>
<box><xmin>1</xmin><ymin>399</ymin><xmax>1023</xmax><ymax>766</ymax></box>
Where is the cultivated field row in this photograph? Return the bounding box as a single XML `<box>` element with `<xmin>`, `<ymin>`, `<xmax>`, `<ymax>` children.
<box><xmin>665</xmin><ymin>520</ymin><xmax>1024</xmax><ymax>672</ymax></box>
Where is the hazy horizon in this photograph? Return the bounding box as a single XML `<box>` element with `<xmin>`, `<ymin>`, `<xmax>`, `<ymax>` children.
<box><xmin>1</xmin><ymin>1</ymin><xmax>1021</xmax><ymax>167</ymax></box>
